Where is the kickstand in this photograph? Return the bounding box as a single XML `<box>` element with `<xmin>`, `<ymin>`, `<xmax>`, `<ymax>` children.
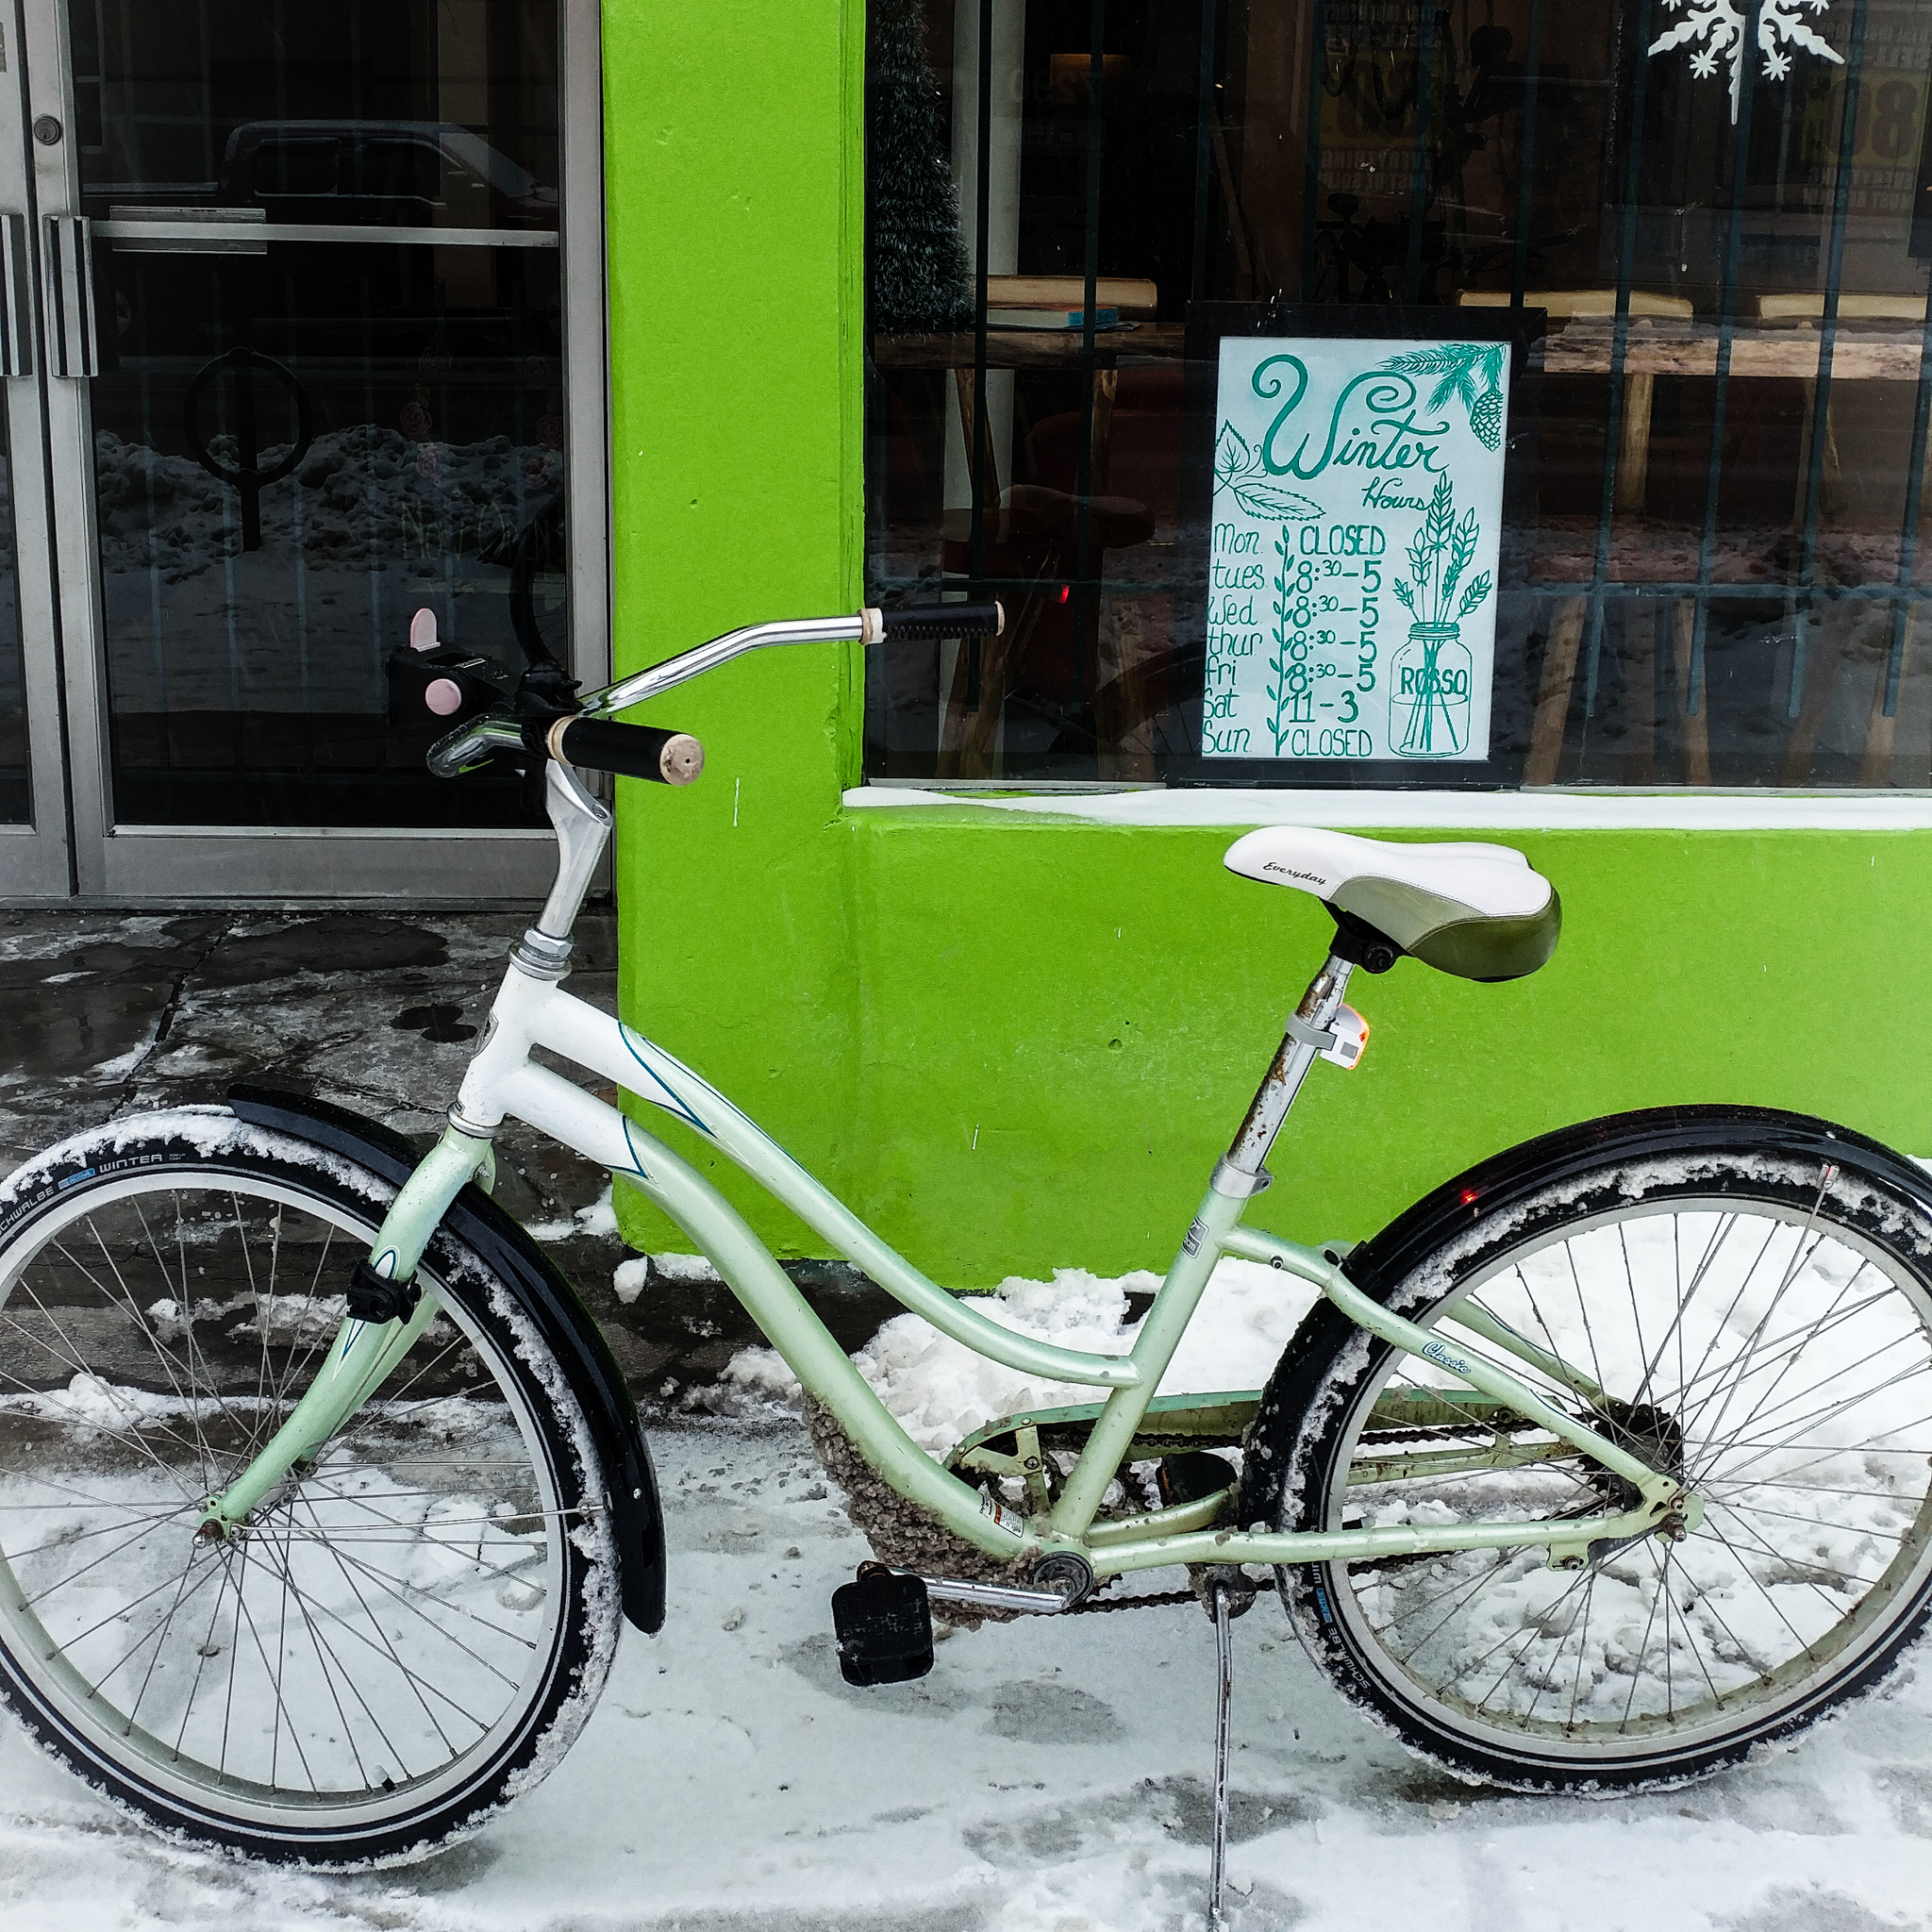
<box><xmin>1208</xmin><ymin>1580</ymin><xmax>1234</xmax><ymax>1926</ymax></box>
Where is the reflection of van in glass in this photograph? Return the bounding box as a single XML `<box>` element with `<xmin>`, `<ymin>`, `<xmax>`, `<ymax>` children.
<box><xmin>217</xmin><ymin>123</ymin><xmax>559</xmax><ymax>230</ymax></box>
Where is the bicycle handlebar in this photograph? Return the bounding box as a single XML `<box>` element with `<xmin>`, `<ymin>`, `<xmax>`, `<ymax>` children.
<box><xmin>425</xmin><ymin>600</ymin><xmax>1003</xmax><ymax>780</ymax></box>
<box><xmin>425</xmin><ymin>712</ymin><xmax>705</xmax><ymax>782</ymax></box>
<box><xmin>575</xmin><ymin>600</ymin><xmax>1006</xmax><ymax>720</ymax></box>
<box><xmin>874</xmin><ymin>601</ymin><xmax>1005</xmax><ymax>642</ymax></box>
<box><xmin>534</xmin><ymin>716</ymin><xmax>705</xmax><ymax>785</ymax></box>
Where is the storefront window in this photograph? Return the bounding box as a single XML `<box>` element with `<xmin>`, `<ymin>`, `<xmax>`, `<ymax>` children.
<box><xmin>863</xmin><ymin>0</ymin><xmax>1932</xmax><ymax>790</ymax></box>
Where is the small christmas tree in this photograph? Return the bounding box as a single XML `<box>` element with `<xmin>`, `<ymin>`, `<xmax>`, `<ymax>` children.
<box><xmin>868</xmin><ymin>0</ymin><xmax>974</xmax><ymax>336</ymax></box>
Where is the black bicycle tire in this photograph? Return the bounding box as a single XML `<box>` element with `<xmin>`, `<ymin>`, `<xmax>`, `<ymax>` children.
<box><xmin>1243</xmin><ymin>1105</ymin><xmax>1932</xmax><ymax>1791</ymax></box>
<box><xmin>0</xmin><ymin>1111</ymin><xmax>620</xmax><ymax>1865</ymax></box>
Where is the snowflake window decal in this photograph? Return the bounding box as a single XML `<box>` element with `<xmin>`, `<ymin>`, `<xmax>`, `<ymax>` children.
<box><xmin>1649</xmin><ymin>0</ymin><xmax>1844</xmax><ymax>125</ymax></box>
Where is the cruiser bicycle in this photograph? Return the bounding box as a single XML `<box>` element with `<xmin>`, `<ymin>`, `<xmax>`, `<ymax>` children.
<box><xmin>1</xmin><ymin>601</ymin><xmax>1928</xmax><ymax>1895</ymax></box>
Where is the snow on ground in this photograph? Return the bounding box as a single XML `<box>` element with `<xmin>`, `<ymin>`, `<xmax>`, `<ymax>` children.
<box><xmin>703</xmin><ymin>1258</ymin><xmax>1320</xmax><ymax>1452</ymax></box>
<box><xmin>3</xmin><ymin>1243</ymin><xmax>1932</xmax><ymax>1932</ymax></box>
<box><xmin>0</xmin><ymin>1416</ymin><xmax>1927</xmax><ymax>1932</ymax></box>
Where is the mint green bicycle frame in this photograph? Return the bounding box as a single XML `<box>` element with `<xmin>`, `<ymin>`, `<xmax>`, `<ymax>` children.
<box><xmin>200</xmin><ymin>695</ymin><xmax>1697</xmax><ymax>1584</ymax></box>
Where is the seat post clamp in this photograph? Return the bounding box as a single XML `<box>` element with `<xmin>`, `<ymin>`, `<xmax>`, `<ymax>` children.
<box><xmin>1283</xmin><ymin>1012</ymin><xmax>1339</xmax><ymax>1054</ymax></box>
<box><xmin>1209</xmin><ymin>1157</ymin><xmax>1274</xmax><ymax>1200</ymax></box>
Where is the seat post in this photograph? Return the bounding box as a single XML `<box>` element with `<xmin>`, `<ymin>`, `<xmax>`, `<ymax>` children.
<box><xmin>1215</xmin><ymin>953</ymin><xmax>1354</xmax><ymax>1190</ymax></box>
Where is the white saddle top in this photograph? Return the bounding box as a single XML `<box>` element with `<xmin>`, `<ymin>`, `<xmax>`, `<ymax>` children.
<box><xmin>1223</xmin><ymin>827</ymin><xmax>1554</xmax><ymax>922</ymax></box>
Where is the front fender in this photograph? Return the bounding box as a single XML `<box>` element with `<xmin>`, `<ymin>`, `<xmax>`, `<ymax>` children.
<box><xmin>228</xmin><ymin>1083</ymin><xmax>666</xmax><ymax>1634</ymax></box>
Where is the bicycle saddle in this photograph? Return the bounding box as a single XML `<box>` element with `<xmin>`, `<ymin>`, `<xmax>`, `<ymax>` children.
<box><xmin>1224</xmin><ymin>827</ymin><xmax>1560</xmax><ymax>982</ymax></box>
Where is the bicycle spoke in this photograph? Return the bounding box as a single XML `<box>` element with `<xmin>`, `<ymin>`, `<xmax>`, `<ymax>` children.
<box><xmin>0</xmin><ymin>1304</ymin><xmax>208</xmax><ymax>1492</ymax></box>
<box><xmin>296</xmin><ymin>1495</ymin><xmax>464</xmax><ymax>1764</ymax></box>
<box><xmin>1631</xmin><ymin>1209</ymin><xmax>1747</xmax><ymax>1411</ymax></box>
<box><xmin>229</xmin><ymin>1528</ymin><xmax>320</xmax><ymax>1796</ymax></box>
<box><xmin>255</xmin><ymin>1529</ymin><xmax>489</xmax><ymax>1759</ymax></box>
<box><xmin>17</xmin><ymin>1506</ymin><xmax>205</xmax><ymax>1609</ymax></box>
<box><xmin>1322</xmin><ymin>1183</ymin><xmax>1932</xmax><ymax>1768</ymax></box>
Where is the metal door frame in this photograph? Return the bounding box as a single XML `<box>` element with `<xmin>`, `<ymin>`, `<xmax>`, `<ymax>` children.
<box><xmin>13</xmin><ymin>0</ymin><xmax>609</xmax><ymax>901</ymax></box>
<box><xmin>0</xmin><ymin>0</ymin><xmax>77</xmax><ymax>896</ymax></box>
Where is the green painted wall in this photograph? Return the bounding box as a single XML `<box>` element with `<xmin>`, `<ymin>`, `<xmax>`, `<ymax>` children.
<box><xmin>600</xmin><ymin>0</ymin><xmax>867</xmax><ymax>1257</ymax></box>
<box><xmin>602</xmin><ymin>0</ymin><xmax>1932</xmax><ymax>1286</ymax></box>
<box><xmin>838</xmin><ymin>813</ymin><xmax>1932</xmax><ymax>1278</ymax></box>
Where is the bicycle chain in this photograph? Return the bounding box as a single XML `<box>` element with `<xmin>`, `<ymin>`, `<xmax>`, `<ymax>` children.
<box><xmin>1068</xmin><ymin>1575</ymin><xmax>1279</xmax><ymax>1615</ymax></box>
<box><xmin>1041</xmin><ymin>1424</ymin><xmax>1529</xmax><ymax>1614</ymax></box>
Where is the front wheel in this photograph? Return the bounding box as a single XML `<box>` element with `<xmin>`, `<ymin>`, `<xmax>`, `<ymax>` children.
<box><xmin>1247</xmin><ymin>1108</ymin><xmax>1932</xmax><ymax>1790</ymax></box>
<box><xmin>0</xmin><ymin>1109</ymin><xmax>620</xmax><ymax>1863</ymax></box>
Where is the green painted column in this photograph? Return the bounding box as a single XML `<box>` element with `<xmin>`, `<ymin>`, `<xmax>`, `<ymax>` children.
<box><xmin>603</xmin><ymin>0</ymin><xmax>868</xmax><ymax>1253</ymax></box>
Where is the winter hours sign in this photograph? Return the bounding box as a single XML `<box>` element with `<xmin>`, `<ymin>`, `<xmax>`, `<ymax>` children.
<box><xmin>1203</xmin><ymin>335</ymin><xmax>1508</xmax><ymax>763</ymax></box>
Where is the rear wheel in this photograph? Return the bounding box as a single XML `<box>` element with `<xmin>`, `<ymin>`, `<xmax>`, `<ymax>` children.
<box><xmin>1251</xmin><ymin>1124</ymin><xmax>1932</xmax><ymax>1789</ymax></box>
<box><xmin>0</xmin><ymin>1110</ymin><xmax>619</xmax><ymax>1863</ymax></box>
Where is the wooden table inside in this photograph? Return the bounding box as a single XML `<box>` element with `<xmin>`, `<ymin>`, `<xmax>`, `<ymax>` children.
<box><xmin>871</xmin><ymin>325</ymin><xmax>1186</xmax><ymax>372</ymax></box>
<box><xmin>1542</xmin><ymin>318</ymin><xmax>1930</xmax><ymax>382</ymax></box>
<box><xmin>1526</xmin><ymin>321</ymin><xmax>1932</xmax><ymax>791</ymax></box>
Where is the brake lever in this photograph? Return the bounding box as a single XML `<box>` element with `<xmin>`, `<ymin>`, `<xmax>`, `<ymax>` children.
<box><xmin>427</xmin><ymin>711</ymin><xmax>525</xmax><ymax>777</ymax></box>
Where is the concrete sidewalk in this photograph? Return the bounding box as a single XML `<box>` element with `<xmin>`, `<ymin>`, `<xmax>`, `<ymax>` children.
<box><xmin>0</xmin><ymin>904</ymin><xmax>892</xmax><ymax>1406</ymax></box>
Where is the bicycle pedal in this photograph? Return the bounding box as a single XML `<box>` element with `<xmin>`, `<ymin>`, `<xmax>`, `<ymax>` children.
<box><xmin>831</xmin><ymin>1564</ymin><xmax>934</xmax><ymax>1687</ymax></box>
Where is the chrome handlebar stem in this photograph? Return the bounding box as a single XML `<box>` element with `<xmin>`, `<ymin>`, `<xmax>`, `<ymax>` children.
<box><xmin>534</xmin><ymin>762</ymin><xmax>613</xmax><ymax>943</ymax></box>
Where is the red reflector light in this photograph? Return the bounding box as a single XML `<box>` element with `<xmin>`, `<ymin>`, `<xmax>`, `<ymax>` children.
<box><xmin>1056</xmin><ymin>584</ymin><xmax>1071</xmax><ymax>604</ymax></box>
<box><xmin>1460</xmin><ymin>1189</ymin><xmax>1479</xmax><ymax>1205</ymax></box>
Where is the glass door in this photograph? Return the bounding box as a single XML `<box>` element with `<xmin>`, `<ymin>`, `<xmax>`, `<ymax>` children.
<box><xmin>14</xmin><ymin>0</ymin><xmax>607</xmax><ymax>897</ymax></box>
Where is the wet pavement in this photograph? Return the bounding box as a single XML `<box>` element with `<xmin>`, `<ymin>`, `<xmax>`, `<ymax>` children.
<box><xmin>0</xmin><ymin>904</ymin><xmax>892</xmax><ymax>1407</ymax></box>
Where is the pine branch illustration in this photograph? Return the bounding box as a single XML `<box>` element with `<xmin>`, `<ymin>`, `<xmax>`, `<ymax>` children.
<box><xmin>1380</xmin><ymin>346</ymin><xmax>1473</xmax><ymax>376</ymax></box>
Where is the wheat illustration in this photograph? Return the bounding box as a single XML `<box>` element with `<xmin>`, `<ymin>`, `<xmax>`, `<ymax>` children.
<box><xmin>1390</xmin><ymin>475</ymin><xmax>1489</xmax><ymax>756</ymax></box>
<box><xmin>1391</xmin><ymin>475</ymin><xmax>1491</xmax><ymax>629</ymax></box>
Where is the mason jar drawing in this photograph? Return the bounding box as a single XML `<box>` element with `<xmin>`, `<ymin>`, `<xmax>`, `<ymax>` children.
<box><xmin>1391</xmin><ymin>622</ymin><xmax>1473</xmax><ymax>757</ymax></box>
<box><xmin>1387</xmin><ymin>474</ymin><xmax>1491</xmax><ymax>759</ymax></box>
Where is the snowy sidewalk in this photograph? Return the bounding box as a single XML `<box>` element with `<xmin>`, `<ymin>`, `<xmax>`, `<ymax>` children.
<box><xmin>4</xmin><ymin>912</ymin><xmax>1932</xmax><ymax>1929</ymax></box>
<box><xmin>1</xmin><ymin>1413</ymin><xmax>1927</xmax><ymax>1932</ymax></box>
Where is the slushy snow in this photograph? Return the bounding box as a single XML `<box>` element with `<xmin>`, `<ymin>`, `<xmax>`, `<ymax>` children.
<box><xmin>1</xmin><ymin>1415</ymin><xmax>1926</xmax><ymax>1932</ymax></box>
<box><xmin>702</xmin><ymin>1259</ymin><xmax>1316</xmax><ymax>1452</ymax></box>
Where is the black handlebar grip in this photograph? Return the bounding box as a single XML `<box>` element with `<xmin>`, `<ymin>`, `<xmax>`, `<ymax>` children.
<box><xmin>524</xmin><ymin>716</ymin><xmax>706</xmax><ymax>785</ymax></box>
<box><xmin>874</xmin><ymin>600</ymin><xmax>1006</xmax><ymax>641</ymax></box>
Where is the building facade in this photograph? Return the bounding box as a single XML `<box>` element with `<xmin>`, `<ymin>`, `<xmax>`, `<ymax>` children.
<box><xmin>6</xmin><ymin>1</ymin><xmax>1932</xmax><ymax>1279</ymax></box>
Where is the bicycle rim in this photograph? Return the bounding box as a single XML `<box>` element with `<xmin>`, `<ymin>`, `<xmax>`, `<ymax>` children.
<box><xmin>0</xmin><ymin>1165</ymin><xmax>582</xmax><ymax>1842</ymax></box>
<box><xmin>1312</xmin><ymin>1187</ymin><xmax>1932</xmax><ymax>1768</ymax></box>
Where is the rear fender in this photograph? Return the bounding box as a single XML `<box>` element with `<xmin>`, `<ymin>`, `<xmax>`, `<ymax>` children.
<box><xmin>227</xmin><ymin>1083</ymin><xmax>666</xmax><ymax>1633</ymax></box>
<box><xmin>1341</xmin><ymin>1104</ymin><xmax>1932</xmax><ymax>1299</ymax></box>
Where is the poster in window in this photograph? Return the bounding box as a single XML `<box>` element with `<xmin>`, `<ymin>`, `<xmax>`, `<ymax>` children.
<box><xmin>1203</xmin><ymin>334</ymin><xmax>1511</xmax><ymax>765</ymax></box>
